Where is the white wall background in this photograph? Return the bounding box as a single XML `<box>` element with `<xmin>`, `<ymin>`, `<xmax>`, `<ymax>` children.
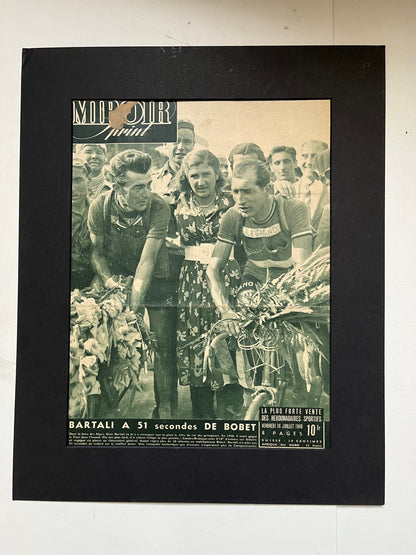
<box><xmin>1</xmin><ymin>1</ymin><xmax>415</xmax><ymax>553</ymax></box>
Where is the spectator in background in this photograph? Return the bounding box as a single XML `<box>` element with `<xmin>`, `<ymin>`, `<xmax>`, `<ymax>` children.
<box><xmin>312</xmin><ymin>148</ymin><xmax>330</xmax><ymax>250</ymax></box>
<box><xmin>175</xmin><ymin>150</ymin><xmax>241</xmax><ymax>418</ymax></box>
<box><xmin>218</xmin><ymin>155</ymin><xmax>231</xmax><ymax>191</ymax></box>
<box><xmin>152</xmin><ymin>119</ymin><xmax>195</xmax><ymax>204</ymax></box>
<box><xmin>298</xmin><ymin>141</ymin><xmax>329</xmax><ymax>237</ymax></box>
<box><xmin>76</xmin><ymin>144</ymin><xmax>111</xmax><ymax>201</ymax></box>
<box><xmin>150</xmin><ymin>121</ymin><xmax>197</xmax><ymax>407</ymax></box>
<box><xmin>309</xmin><ymin>148</ymin><xmax>330</xmax><ymax>403</ymax></box>
<box><xmin>71</xmin><ymin>157</ymin><xmax>95</xmax><ymax>290</ymax></box>
<box><xmin>152</xmin><ymin>119</ymin><xmax>196</xmax><ymax>300</ymax></box>
<box><xmin>228</xmin><ymin>143</ymin><xmax>266</xmax><ymax>175</ymax></box>
<box><xmin>268</xmin><ymin>145</ymin><xmax>298</xmax><ymax>194</ymax></box>
<box><xmin>270</xmin><ymin>141</ymin><xmax>329</xmax><ymax>237</ymax></box>
<box><xmin>311</xmin><ymin>147</ymin><xmax>330</xmax><ymax>187</ymax></box>
<box><xmin>299</xmin><ymin>140</ymin><xmax>328</xmax><ymax>184</ymax></box>
<box><xmin>298</xmin><ymin>140</ymin><xmax>329</xmax><ymax>234</ymax></box>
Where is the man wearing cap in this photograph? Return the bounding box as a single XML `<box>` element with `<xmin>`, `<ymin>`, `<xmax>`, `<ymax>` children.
<box><xmin>88</xmin><ymin>149</ymin><xmax>177</xmax><ymax>418</ymax></box>
<box><xmin>71</xmin><ymin>157</ymin><xmax>95</xmax><ymax>290</ymax></box>
<box><xmin>76</xmin><ymin>143</ymin><xmax>111</xmax><ymax>201</ymax></box>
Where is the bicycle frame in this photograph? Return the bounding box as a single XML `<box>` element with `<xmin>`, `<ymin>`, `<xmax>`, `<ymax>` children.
<box><xmin>204</xmin><ymin>323</ymin><xmax>288</xmax><ymax>419</ymax></box>
<box><xmin>243</xmin><ymin>347</ymin><xmax>287</xmax><ymax>419</ymax></box>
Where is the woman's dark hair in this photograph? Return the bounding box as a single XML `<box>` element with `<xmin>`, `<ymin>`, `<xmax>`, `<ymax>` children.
<box><xmin>228</xmin><ymin>143</ymin><xmax>266</xmax><ymax>169</ymax></box>
<box><xmin>233</xmin><ymin>159</ymin><xmax>271</xmax><ymax>189</ymax></box>
<box><xmin>178</xmin><ymin>149</ymin><xmax>225</xmax><ymax>195</ymax></box>
<box><xmin>107</xmin><ymin>149</ymin><xmax>152</xmax><ymax>185</ymax></box>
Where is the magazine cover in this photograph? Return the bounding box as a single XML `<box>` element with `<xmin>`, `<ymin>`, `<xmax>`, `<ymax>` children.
<box><xmin>14</xmin><ymin>47</ymin><xmax>384</xmax><ymax>503</ymax></box>
<box><xmin>68</xmin><ymin>99</ymin><xmax>330</xmax><ymax>449</ymax></box>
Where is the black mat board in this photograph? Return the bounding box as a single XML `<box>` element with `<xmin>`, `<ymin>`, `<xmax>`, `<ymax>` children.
<box><xmin>14</xmin><ymin>46</ymin><xmax>384</xmax><ymax>504</ymax></box>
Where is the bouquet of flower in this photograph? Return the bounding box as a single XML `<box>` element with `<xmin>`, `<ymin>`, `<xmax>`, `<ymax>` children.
<box><xmin>68</xmin><ymin>278</ymin><xmax>154</xmax><ymax>418</ymax></box>
<box><xmin>237</xmin><ymin>247</ymin><xmax>328</xmax><ymax>351</ymax></box>
<box><xmin>231</xmin><ymin>249</ymin><xmax>330</xmax><ymax>389</ymax></box>
<box><xmin>190</xmin><ymin>249</ymin><xmax>330</xmax><ymax>392</ymax></box>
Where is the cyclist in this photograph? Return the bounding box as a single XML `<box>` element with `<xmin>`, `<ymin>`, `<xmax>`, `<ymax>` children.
<box><xmin>207</xmin><ymin>158</ymin><xmax>312</xmax><ymax>335</ymax></box>
<box><xmin>88</xmin><ymin>149</ymin><xmax>177</xmax><ymax>418</ymax></box>
<box><xmin>206</xmin><ymin>159</ymin><xmax>313</xmax><ymax>409</ymax></box>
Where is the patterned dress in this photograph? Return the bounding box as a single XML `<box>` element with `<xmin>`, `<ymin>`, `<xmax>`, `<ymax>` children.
<box><xmin>175</xmin><ymin>191</ymin><xmax>241</xmax><ymax>388</ymax></box>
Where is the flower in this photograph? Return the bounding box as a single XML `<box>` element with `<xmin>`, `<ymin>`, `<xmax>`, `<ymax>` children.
<box><xmin>190</xmin><ymin>326</ymin><xmax>199</xmax><ymax>337</ymax></box>
<box><xmin>177</xmin><ymin>330</ymin><xmax>187</xmax><ymax>342</ymax></box>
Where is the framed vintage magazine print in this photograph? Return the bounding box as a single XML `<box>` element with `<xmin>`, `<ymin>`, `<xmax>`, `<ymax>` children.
<box><xmin>14</xmin><ymin>46</ymin><xmax>384</xmax><ymax>503</ymax></box>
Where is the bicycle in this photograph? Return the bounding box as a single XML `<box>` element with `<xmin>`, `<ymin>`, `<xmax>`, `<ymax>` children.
<box><xmin>202</xmin><ymin>314</ymin><xmax>327</xmax><ymax>421</ymax></box>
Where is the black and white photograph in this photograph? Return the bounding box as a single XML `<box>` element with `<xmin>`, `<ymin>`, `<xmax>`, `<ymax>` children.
<box><xmin>69</xmin><ymin>100</ymin><xmax>331</xmax><ymax>449</ymax></box>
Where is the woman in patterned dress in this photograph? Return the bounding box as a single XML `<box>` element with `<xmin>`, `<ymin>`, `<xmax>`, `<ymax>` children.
<box><xmin>175</xmin><ymin>150</ymin><xmax>241</xmax><ymax>418</ymax></box>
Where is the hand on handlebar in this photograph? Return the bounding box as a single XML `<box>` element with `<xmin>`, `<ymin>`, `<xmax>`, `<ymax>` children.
<box><xmin>104</xmin><ymin>276</ymin><xmax>119</xmax><ymax>289</ymax></box>
<box><xmin>221</xmin><ymin>308</ymin><xmax>241</xmax><ymax>337</ymax></box>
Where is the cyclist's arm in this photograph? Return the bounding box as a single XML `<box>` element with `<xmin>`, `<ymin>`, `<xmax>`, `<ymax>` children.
<box><xmin>207</xmin><ymin>241</ymin><xmax>234</xmax><ymax>315</ymax></box>
<box><xmin>131</xmin><ymin>197</ymin><xmax>170</xmax><ymax>311</ymax></box>
<box><xmin>207</xmin><ymin>241</ymin><xmax>240</xmax><ymax>336</ymax></box>
<box><xmin>89</xmin><ymin>196</ymin><xmax>117</xmax><ymax>288</ymax></box>
<box><xmin>131</xmin><ymin>237</ymin><xmax>163</xmax><ymax>313</ymax></box>
<box><xmin>90</xmin><ymin>232</ymin><xmax>114</xmax><ymax>286</ymax></box>
<box><xmin>292</xmin><ymin>234</ymin><xmax>312</xmax><ymax>266</ymax></box>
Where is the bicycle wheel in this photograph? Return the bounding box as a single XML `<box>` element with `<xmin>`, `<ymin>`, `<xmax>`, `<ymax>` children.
<box><xmin>244</xmin><ymin>391</ymin><xmax>273</xmax><ymax>420</ymax></box>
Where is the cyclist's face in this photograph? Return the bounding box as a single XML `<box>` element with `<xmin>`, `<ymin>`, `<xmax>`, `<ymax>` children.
<box><xmin>117</xmin><ymin>170</ymin><xmax>152</xmax><ymax>212</ymax></box>
<box><xmin>231</xmin><ymin>170</ymin><xmax>270</xmax><ymax>219</ymax></box>
<box><xmin>187</xmin><ymin>163</ymin><xmax>217</xmax><ymax>199</ymax></box>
